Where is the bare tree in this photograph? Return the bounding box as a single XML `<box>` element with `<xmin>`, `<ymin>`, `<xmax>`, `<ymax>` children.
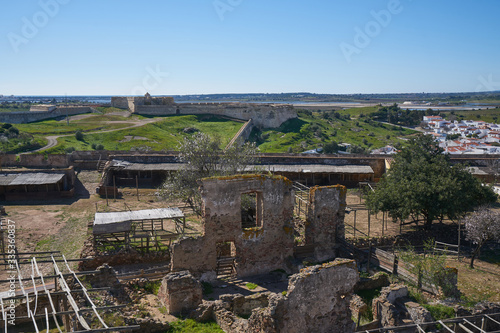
<box><xmin>157</xmin><ymin>133</ymin><xmax>258</xmax><ymax>215</ymax></box>
<box><xmin>462</xmin><ymin>207</ymin><xmax>500</xmax><ymax>268</ymax></box>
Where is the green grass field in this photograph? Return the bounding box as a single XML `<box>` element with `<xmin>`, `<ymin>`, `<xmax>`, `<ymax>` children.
<box><xmin>16</xmin><ymin>114</ymin><xmax>134</xmax><ymax>135</ymax></box>
<box><xmin>253</xmin><ymin>108</ymin><xmax>418</xmax><ymax>153</ymax></box>
<box><xmin>441</xmin><ymin>107</ymin><xmax>500</xmax><ymax>124</ymax></box>
<box><xmin>44</xmin><ymin>114</ymin><xmax>244</xmax><ymax>153</ymax></box>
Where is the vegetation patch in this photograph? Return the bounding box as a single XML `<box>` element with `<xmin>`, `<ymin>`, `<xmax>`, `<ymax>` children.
<box><xmin>167</xmin><ymin>319</ymin><xmax>223</xmax><ymax>332</ymax></box>
<box><xmin>251</xmin><ymin>107</ymin><xmax>417</xmax><ymax>153</ymax></box>
<box><xmin>246</xmin><ymin>283</ymin><xmax>259</xmax><ymax>290</ymax></box>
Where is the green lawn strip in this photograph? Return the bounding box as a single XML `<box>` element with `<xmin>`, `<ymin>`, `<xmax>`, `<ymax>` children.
<box><xmin>44</xmin><ymin>115</ymin><xmax>243</xmax><ymax>153</ymax></box>
<box><xmin>16</xmin><ymin>118</ymin><xmax>132</xmax><ymax>135</ymax></box>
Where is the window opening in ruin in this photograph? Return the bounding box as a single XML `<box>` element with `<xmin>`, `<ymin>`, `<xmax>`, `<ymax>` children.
<box><xmin>241</xmin><ymin>192</ymin><xmax>263</xmax><ymax>230</ymax></box>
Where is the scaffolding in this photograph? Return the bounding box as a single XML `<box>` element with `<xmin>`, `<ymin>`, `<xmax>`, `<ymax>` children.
<box><xmin>358</xmin><ymin>312</ymin><xmax>500</xmax><ymax>332</ymax></box>
<box><xmin>0</xmin><ymin>252</ymin><xmax>139</xmax><ymax>332</ymax></box>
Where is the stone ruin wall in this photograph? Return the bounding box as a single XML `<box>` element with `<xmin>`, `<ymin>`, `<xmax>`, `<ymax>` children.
<box><xmin>306</xmin><ymin>185</ymin><xmax>347</xmax><ymax>261</ymax></box>
<box><xmin>182</xmin><ymin>259</ymin><xmax>359</xmax><ymax>333</ymax></box>
<box><xmin>171</xmin><ymin>175</ymin><xmax>295</xmax><ymax>279</ymax></box>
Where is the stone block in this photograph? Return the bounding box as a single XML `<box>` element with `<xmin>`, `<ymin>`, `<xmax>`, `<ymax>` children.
<box><xmin>158</xmin><ymin>271</ymin><xmax>202</xmax><ymax>316</ymax></box>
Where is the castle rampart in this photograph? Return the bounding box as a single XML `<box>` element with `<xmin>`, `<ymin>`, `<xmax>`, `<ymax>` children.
<box><xmin>111</xmin><ymin>95</ymin><xmax>297</xmax><ymax>129</ymax></box>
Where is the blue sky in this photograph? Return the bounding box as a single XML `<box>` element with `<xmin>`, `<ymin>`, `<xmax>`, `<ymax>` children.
<box><xmin>1</xmin><ymin>0</ymin><xmax>499</xmax><ymax>95</ymax></box>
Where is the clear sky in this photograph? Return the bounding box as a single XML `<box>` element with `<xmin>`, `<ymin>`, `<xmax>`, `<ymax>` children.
<box><xmin>1</xmin><ymin>0</ymin><xmax>499</xmax><ymax>96</ymax></box>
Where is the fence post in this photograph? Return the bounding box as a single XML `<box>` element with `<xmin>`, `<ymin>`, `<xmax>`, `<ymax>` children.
<box><xmin>353</xmin><ymin>210</ymin><xmax>357</xmax><ymax>238</ymax></box>
<box><xmin>368</xmin><ymin>210</ymin><xmax>371</xmax><ymax>238</ymax></box>
<box><xmin>392</xmin><ymin>254</ymin><xmax>397</xmax><ymax>275</ymax></box>
<box><xmin>367</xmin><ymin>241</ymin><xmax>372</xmax><ymax>273</ymax></box>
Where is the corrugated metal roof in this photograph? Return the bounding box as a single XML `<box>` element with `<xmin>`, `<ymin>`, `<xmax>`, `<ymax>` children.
<box><xmin>93</xmin><ymin>208</ymin><xmax>184</xmax><ymax>235</ymax></box>
<box><xmin>108</xmin><ymin>160</ymin><xmax>374</xmax><ymax>174</ymax></box>
<box><xmin>0</xmin><ymin>173</ymin><xmax>65</xmax><ymax>186</ymax></box>
<box><xmin>94</xmin><ymin>208</ymin><xmax>184</xmax><ymax>225</ymax></box>
<box><xmin>254</xmin><ymin>165</ymin><xmax>374</xmax><ymax>174</ymax></box>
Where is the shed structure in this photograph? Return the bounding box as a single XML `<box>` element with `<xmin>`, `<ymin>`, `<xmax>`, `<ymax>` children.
<box><xmin>99</xmin><ymin>160</ymin><xmax>374</xmax><ymax>191</ymax></box>
<box><xmin>92</xmin><ymin>208</ymin><xmax>185</xmax><ymax>252</ymax></box>
<box><xmin>0</xmin><ymin>169</ymin><xmax>75</xmax><ymax>201</ymax></box>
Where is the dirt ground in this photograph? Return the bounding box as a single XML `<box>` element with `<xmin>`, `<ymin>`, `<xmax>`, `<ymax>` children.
<box><xmin>0</xmin><ymin>175</ymin><xmax>498</xmax><ymax>305</ymax></box>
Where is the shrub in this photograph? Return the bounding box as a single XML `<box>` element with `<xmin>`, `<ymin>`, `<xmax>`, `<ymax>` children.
<box><xmin>75</xmin><ymin>130</ymin><xmax>84</xmax><ymax>141</ymax></box>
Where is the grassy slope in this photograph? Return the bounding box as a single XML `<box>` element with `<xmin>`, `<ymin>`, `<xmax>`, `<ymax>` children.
<box><xmin>44</xmin><ymin>115</ymin><xmax>243</xmax><ymax>153</ymax></box>
<box><xmin>16</xmin><ymin>114</ymin><xmax>133</xmax><ymax>135</ymax></box>
<box><xmin>255</xmin><ymin>107</ymin><xmax>418</xmax><ymax>153</ymax></box>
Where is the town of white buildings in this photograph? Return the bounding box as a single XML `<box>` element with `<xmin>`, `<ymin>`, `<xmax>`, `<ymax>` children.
<box><xmin>423</xmin><ymin>115</ymin><xmax>500</xmax><ymax>154</ymax></box>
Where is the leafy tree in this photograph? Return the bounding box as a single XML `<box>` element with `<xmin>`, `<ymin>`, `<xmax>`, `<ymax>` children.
<box><xmin>366</xmin><ymin>135</ymin><xmax>497</xmax><ymax>228</ymax></box>
<box><xmin>323</xmin><ymin>141</ymin><xmax>339</xmax><ymax>154</ymax></box>
<box><xmin>157</xmin><ymin>133</ymin><xmax>258</xmax><ymax>215</ymax></box>
<box><xmin>462</xmin><ymin>207</ymin><xmax>500</xmax><ymax>268</ymax></box>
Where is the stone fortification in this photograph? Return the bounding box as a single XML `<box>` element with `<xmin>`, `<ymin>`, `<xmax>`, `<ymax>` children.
<box><xmin>0</xmin><ymin>106</ymin><xmax>93</xmax><ymax>124</ymax></box>
<box><xmin>111</xmin><ymin>95</ymin><xmax>297</xmax><ymax>128</ymax></box>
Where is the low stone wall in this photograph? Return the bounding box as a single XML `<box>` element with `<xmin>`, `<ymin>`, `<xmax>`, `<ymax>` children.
<box><xmin>0</xmin><ymin>106</ymin><xmax>93</xmax><ymax>124</ymax></box>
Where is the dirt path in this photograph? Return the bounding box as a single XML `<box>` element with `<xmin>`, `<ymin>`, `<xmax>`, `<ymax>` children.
<box><xmin>25</xmin><ymin>117</ymin><xmax>163</xmax><ymax>154</ymax></box>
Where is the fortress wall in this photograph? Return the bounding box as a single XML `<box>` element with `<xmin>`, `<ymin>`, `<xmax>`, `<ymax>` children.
<box><xmin>176</xmin><ymin>103</ymin><xmax>296</xmax><ymax>128</ymax></box>
<box><xmin>0</xmin><ymin>107</ymin><xmax>93</xmax><ymax>124</ymax></box>
<box><xmin>111</xmin><ymin>97</ymin><xmax>129</xmax><ymax>109</ymax></box>
<box><xmin>134</xmin><ymin>105</ymin><xmax>178</xmax><ymax>115</ymax></box>
<box><xmin>133</xmin><ymin>102</ymin><xmax>297</xmax><ymax>128</ymax></box>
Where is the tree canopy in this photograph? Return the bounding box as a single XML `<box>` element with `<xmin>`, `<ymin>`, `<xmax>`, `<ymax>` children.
<box><xmin>366</xmin><ymin>135</ymin><xmax>497</xmax><ymax>227</ymax></box>
<box><xmin>462</xmin><ymin>207</ymin><xmax>500</xmax><ymax>268</ymax></box>
<box><xmin>157</xmin><ymin>133</ymin><xmax>258</xmax><ymax>215</ymax></box>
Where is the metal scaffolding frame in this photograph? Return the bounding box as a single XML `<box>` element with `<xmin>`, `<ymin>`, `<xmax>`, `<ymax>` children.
<box><xmin>358</xmin><ymin>312</ymin><xmax>500</xmax><ymax>333</ymax></box>
<box><xmin>0</xmin><ymin>252</ymin><xmax>139</xmax><ymax>332</ymax></box>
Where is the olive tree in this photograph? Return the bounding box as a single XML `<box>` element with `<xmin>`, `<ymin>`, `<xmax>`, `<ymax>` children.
<box><xmin>157</xmin><ymin>133</ymin><xmax>258</xmax><ymax>215</ymax></box>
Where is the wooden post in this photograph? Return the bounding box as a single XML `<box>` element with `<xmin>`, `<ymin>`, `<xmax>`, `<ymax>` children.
<box><xmin>353</xmin><ymin>210</ymin><xmax>357</xmax><ymax>238</ymax></box>
<box><xmin>113</xmin><ymin>176</ymin><xmax>116</xmax><ymax>200</ymax></box>
<box><xmin>136</xmin><ymin>175</ymin><xmax>139</xmax><ymax>201</ymax></box>
<box><xmin>368</xmin><ymin>210</ymin><xmax>371</xmax><ymax>238</ymax></box>
<box><xmin>105</xmin><ymin>185</ymin><xmax>108</xmax><ymax>206</ymax></box>
<box><xmin>367</xmin><ymin>241</ymin><xmax>372</xmax><ymax>273</ymax></box>
<box><xmin>381</xmin><ymin>211</ymin><xmax>384</xmax><ymax>237</ymax></box>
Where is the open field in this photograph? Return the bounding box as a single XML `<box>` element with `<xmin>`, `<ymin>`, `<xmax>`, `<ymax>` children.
<box><xmin>440</xmin><ymin>107</ymin><xmax>500</xmax><ymax>123</ymax></box>
<box><xmin>33</xmin><ymin>114</ymin><xmax>244</xmax><ymax>153</ymax></box>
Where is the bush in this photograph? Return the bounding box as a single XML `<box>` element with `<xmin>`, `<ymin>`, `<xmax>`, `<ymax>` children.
<box><xmin>8</xmin><ymin>126</ymin><xmax>19</xmax><ymax>135</ymax></box>
<box><xmin>65</xmin><ymin>146</ymin><xmax>76</xmax><ymax>153</ymax></box>
<box><xmin>423</xmin><ymin>304</ymin><xmax>455</xmax><ymax>321</ymax></box>
<box><xmin>75</xmin><ymin>130</ymin><xmax>84</xmax><ymax>141</ymax></box>
<box><xmin>96</xmin><ymin>144</ymin><xmax>104</xmax><ymax>150</ymax></box>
